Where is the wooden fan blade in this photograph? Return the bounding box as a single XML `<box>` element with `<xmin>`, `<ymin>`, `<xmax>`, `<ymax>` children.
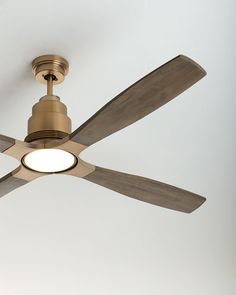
<box><xmin>0</xmin><ymin>134</ymin><xmax>27</xmax><ymax>197</ymax></box>
<box><xmin>0</xmin><ymin>135</ymin><xmax>15</xmax><ymax>153</ymax></box>
<box><xmin>83</xmin><ymin>166</ymin><xmax>206</xmax><ymax>213</ymax></box>
<box><xmin>70</xmin><ymin>55</ymin><xmax>206</xmax><ymax>146</ymax></box>
<box><xmin>0</xmin><ymin>167</ymin><xmax>28</xmax><ymax>198</ymax></box>
<box><xmin>0</xmin><ymin>138</ymin><xmax>45</xmax><ymax>198</ymax></box>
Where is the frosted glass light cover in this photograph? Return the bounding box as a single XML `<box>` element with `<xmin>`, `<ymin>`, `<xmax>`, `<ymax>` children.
<box><xmin>23</xmin><ymin>149</ymin><xmax>76</xmax><ymax>173</ymax></box>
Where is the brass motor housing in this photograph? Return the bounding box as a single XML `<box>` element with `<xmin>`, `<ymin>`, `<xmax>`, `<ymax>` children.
<box><xmin>25</xmin><ymin>95</ymin><xmax>71</xmax><ymax>143</ymax></box>
<box><xmin>25</xmin><ymin>55</ymin><xmax>71</xmax><ymax>143</ymax></box>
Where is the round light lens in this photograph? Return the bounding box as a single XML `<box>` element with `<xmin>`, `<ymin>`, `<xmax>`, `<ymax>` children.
<box><xmin>23</xmin><ymin>149</ymin><xmax>77</xmax><ymax>173</ymax></box>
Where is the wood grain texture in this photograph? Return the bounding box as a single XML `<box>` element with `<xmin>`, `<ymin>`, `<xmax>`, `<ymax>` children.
<box><xmin>0</xmin><ymin>135</ymin><xmax>15</xmax><ymax>152</ymax></box>
<box><xmin>0</xmin><ymin>169</ymin><xmax>28</xmax><ymax>198</ymax></box>
<box><xmin>3</xmin><ymin>141</ymin><xmax>44</xmax><ymax>181</ymax></box>
<box><xmin>70</xmin><ymin>55</ymin><xmax>206</xmax><ymax>146</ymax></box>
<box><xmin>84</xmin><ymin>166</ymin><xmax>206</xmax><ymax>213</ymax></box>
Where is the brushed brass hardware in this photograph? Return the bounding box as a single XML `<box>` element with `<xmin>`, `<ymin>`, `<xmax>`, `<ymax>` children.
<box><xmin>32</xmin><ymin>55</ymin><xmax>69</xmax><ymax>85</ymax></box>
<box><xmin>25</xmin><ymin>55</ymin><xmax>71</xmax><ymax>143</ymax></box>
<box><xmin>46</xmin><ymin>74</ymin><xmax>54</xmax><ymax>95</ymax></box>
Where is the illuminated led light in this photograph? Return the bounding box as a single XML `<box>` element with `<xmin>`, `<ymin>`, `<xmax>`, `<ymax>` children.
<box><xmin>23</xmin><ymin>149</ymin><xmax>77</xmax><ymax>173</ymax></box>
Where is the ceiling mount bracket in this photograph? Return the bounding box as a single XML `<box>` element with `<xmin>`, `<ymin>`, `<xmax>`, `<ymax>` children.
<box><xmin>32</xmin><ymin>55</ymin><xmax>69</xmax><ymax>85</ymax></box>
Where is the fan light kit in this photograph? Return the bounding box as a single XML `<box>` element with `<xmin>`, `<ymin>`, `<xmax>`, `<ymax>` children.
<box><xmin>22</xmin><ymin>149</ymin><xmax>77</xmax><ymax>173</ymax></box>
<box><xmin>0</xmin><ymin>54</ymin><xmax>207</xmax><ymax>213</ymax></box>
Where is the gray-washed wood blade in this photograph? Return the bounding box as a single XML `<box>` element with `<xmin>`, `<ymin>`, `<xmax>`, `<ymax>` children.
<box><xmin>0</xmin><ymin>134</ymin><xmax>15</xmax><ymax>152</ymax></box>
<box><xmin>0</xmin><ymin>167</ymin><xmax>28</xmax><ymax>198</ymax></box>
<box><xmin>83</xmin><ymin>166</ymin><xmax>206</xmax><ymax>213</ymax></box>
<box><xmin>70</xmin><ymin>55</ymin><xmax>206</xmax><ymax>146</ymax></box>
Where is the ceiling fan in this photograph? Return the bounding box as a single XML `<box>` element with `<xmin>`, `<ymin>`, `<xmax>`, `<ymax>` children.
<box><xmin>0</xmin><ymin>54</ymin><xmax>207</xmax><ymax>213</ymax></box>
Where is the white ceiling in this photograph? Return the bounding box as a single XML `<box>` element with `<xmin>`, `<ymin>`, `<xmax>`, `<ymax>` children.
<box><xmin>0</xmin><ymin>0</ymin><xmax>235</xmax><ymax>294</ymax></box>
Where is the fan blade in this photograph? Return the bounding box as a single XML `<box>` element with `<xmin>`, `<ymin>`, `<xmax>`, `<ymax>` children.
<box><xmin>0</xmin><ymin>135</ymin><xmax>15</xmax><ymax>152</ymax></box>
<box><xmin>0</xmin><ymin>167</ymin><xmax>28</xmax><ymax>198</ymax></box>
<box><xmin>83</xmin><ymin>166</ymin><xmax>206</xmax><ymax>213</ymax></box>
<box><xmin>70</xmin><ymin>55</ymin><xmax>206</xmax><ymax>146</ymax></box>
